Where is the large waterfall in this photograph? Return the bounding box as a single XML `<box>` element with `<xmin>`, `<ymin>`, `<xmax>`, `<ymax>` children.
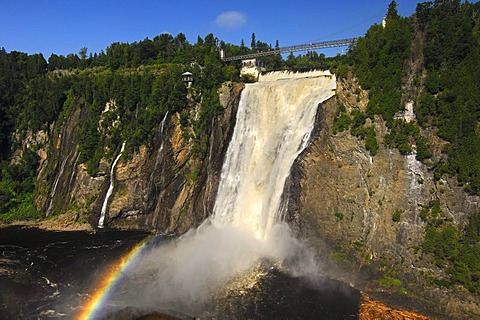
<box><xmin>213</xmin><ymin>70</ymin><xmax>336</xmax><ymax>238</ymax></box>
<box><xmin>98</xmin><ymin>70</ymin><xmax>337</xmax><ymax>316</ymax></box>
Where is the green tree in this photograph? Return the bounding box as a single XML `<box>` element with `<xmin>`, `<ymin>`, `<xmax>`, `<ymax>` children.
<box><xmin>79</xmin><ymin>47</ymin><xmax>88</xmax><ymax>68</ymax></box>
<box><xmin>365</xmin><ymin>127</ymin><xmax>378</xmax><ymax>156</ymax></box>
<box><xmin>386</xmin><ymin>0</ymin><xmax>399</xmax><ymax>21</ymax></box>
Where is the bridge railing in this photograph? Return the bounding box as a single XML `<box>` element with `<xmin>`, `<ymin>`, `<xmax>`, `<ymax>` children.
<box><xmin>222</xmin><ymin>38</ymin><xmax>357</xmax><ymax>62</ymax></box>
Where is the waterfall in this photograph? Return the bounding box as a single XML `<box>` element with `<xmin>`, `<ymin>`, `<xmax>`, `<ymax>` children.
<box><xmin>46</xmin><ymin>152</ymin><xmax>72</xmax><ymax>217</ymax></box>
<box><xmin>67</xmin><ymin>152</ymin><xmax>80</xmax><ymax>195</ymax></box>
<box><xmin>107</xmin><ymin>71</ymin><xmax>337</xmax><ymax>314</ymax></box>
<box><xmin>212</xmin><ymin>70</ymin><xmax>336</xmax><ymax>238</ymax></box>
<box><xmin>98</xmin><ymin>141</ymin><xmax>126</xmax><ymax>228</ymax></box>
<box><xmin>150</xmin><ymin>112</ymin><xmax>169</xmax><ymax>227</ymax></box>
<box><xmin>150</xmin><ymin>111</ymin><xmax>169</xmax><ymax>190</ymax></box>
<box><xmin>153</xmin><ymin>111</ymin><xmax>169</xmax><ymax>174</ymax></box>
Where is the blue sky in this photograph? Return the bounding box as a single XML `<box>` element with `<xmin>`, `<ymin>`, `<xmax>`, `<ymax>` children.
<box><xmin>0</xmin><ymin>1</ymin><xmax>421</xmax><ymax>58</ymax></box>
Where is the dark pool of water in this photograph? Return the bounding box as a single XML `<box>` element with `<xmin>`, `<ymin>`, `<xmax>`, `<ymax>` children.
<box><xmin>1</xmin><ymin>227</ymin><xmax>360</xmax><ymax>319</ymax></box>
<box><xmin>0</xmin><ymin>226</ymin><xmax>150</xmax><ymax>319</ymax></box>
<box><xmin>212</xmin><ymin>263</ymin><xmax>360</xmax><ymax>319</ymax></box>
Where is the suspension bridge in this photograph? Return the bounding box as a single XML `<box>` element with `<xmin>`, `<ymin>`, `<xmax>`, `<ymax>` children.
<box><xmin>221</xmin><ymin>38</ymin><xmax>357</xmax><ymax>62</ymax></box>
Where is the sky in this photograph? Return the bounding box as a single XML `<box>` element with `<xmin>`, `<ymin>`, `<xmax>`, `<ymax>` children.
<box><xmin>0</xmin><ymin>0</ymin><xmax>421</xmax><ymax>58</ymax></box>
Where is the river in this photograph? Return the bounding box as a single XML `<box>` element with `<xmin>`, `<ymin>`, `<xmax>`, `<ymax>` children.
<box><xmin>0</xmin><ymin>226</ymin><xmax>360</xmax><ymax>319</ymax></box>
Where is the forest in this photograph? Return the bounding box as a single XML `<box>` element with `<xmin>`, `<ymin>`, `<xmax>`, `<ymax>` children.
<box><xmin>0</xmin><ymin>0</ymin><xmax>479</xmax><ymax>293</ymax></box>
<box><xmin>0</xmin><ymin>30</ymin><xmax>338</xmax><ymax>222</ymax></box>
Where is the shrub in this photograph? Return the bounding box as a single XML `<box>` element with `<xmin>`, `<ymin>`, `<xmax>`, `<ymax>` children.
<box><xmin>365</xmin><ymin>127</ymin><xmax>379</xmax><ymax>156</ymax></box>
<box><xmin>0</xmin><ymin>193</ymin><xmax>43</xmax><ymax>223</ymax></box>
<box><xmin>392</xmin><ymin>209</ymin><xmax>402</xmax><ymax>222</ymax></box>
<box><xmin>333</xmin><ymin>112</ymin><xmax>351</xmax><ymax>134</ymax></box>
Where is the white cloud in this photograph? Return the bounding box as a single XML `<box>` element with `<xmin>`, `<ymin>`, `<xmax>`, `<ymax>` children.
<box><xmin>214</xmin><ymin>11</ymin><xmax>247</xmax><ymax>29</ymax></box>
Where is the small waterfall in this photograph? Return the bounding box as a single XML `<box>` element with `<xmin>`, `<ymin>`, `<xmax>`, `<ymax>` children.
<box><xmin>98</xmin><ymin>141</ymin><xmax>126</xmax><ymax>228</ymax></box>
<box><xmin>46</xmin><ymin>152</ymin><xmax>71</xmax><ymax>217</ymax></box>
<box><xmin>67</xmin><ymin>152</ymin><xmax>80</xmax><ymax>195</ymax></box>
<box><xmin>151</xmin><ymin>111</ymin><xmax>169</xmax><ymax>183</ymax></box>
<box><xmin>150</xmin><ymin>112</ymin><xmax>169</xmax><ymax>227</ymax></box>
<box><xmin>203</xmin><ymin>118</ymin><xmax>216</xmax><ymax>217</ymax></box>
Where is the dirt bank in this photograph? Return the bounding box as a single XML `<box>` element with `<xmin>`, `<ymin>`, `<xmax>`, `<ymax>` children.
<box><xmin>0</xmin><ymin>213</ymin><xmax>93</xmax><ymax>232</ymax></box>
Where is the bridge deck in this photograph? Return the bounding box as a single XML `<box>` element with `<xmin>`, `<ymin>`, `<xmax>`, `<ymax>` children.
<box><xmin>223</xmin><ymin>38</ymin><xmax>356</xmax><ymax>62</ymax></box>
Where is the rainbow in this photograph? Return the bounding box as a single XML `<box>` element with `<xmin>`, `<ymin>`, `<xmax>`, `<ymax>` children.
<box><xmin>76</xmin><ymin>235</ymin><xmax>153</xmax><ymax>320</ymax></box>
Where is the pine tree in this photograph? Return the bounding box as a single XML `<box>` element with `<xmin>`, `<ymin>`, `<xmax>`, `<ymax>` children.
<box><xmin>387</xmin><ymin>0</ymin><xmax>399</xmax><ymax>20</ymax></box>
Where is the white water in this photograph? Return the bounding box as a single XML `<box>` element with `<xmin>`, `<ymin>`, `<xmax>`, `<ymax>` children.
<box><xmin>108</xmin><ymin>71</ymin><xmax>336</xmax><ymax>314</ymax></box>
<box><xmin>153</xmin><ymin>111</ymin><xmax>169</xmax><ymax>172</ymax></box>
<box><xmin>67</xmin><ymin>152</ymin><xmax>80</xmax><ymax>195</ymax></box>
<box><xmin>46</xmin><ymin>152</ymin><xmax>71</xmax><ymax>217</ymax></box>
<box><xmin>213</xmin><ymin>70</ymin><xmax>336</xmax><ymax>238</ymax></box>
<box><xmin>151</xmin><ymin>112</ymin><xmax>169</xmax><ymax>227</ymax></box>
<box><xmin>98</xmin><ymin>141</ymin><xmax>126</xmax><ymax>228</ymax></box>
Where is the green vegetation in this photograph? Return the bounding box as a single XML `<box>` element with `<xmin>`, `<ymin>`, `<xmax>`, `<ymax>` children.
<box><xmin>350</xmin><ymin>1</ymin><xmax>412</xmax><ymax>125</ymax></box>
<box><xmin>364</xmin><ymin>127</ymin><xmax>379</xmax><ymax>156</ymax></box>
<box><xmin>0</xmin><ymin>33</ymin><xmax>230</xmax><ymax>220</ymax></box>
<box><xmin>421</xmin><ymin>198</ymin><xmax>480</xmax><ymax>293</ymax></box>
<box><xmin>334</xmin><ymin>211</ymin><xmax>344</xmax><ymax>221</ymax></box>
<box><xmin>332</xmin><ymin>110</ymin><xmax>351</xmax><ymax>134</ymax></box>
<box><xmin>348</xmin><ymin>0</ymin><xmax>480</xmax><ymax>194</ymax></box>
<box><xmin>332</xmin><ymin>108</ymin><xmax>378</xmax><ymax>156</ymax></box>
<box><xmin>423</xmin><ymin>217</ymin><xmax>480</xmax><ymax>293</ymax></box>
<box><xmin>392</xmin><ymin>209</ymin><xmax>402</xmax><ymax>222</ymax></box>
<box><xmin>417</xmin><ymin>1</ymin><xmax>480</xmax><ymax>194</ymax></box>
<box><xmin>186</xmin><ymin>167</ymin><xmax>201</xmax><ymax>184</ymax></box>
<box><xmin>337</xmin><ymin>1</ymin><xmax>427</xmax><ymax>160</ymax></box>
<box><xmin>379</xmin><ymin>272</ymin><xmax>403</xmax><ymax>288</ymax></box>
<box><xmin>419</xmin><ymin>199</ymin><xmax>447</xmax><ymax>225</ymax></box>
<box><xmin>383</xmin><ymin>120</ymin><xmax>432</xmax><ymax>161</ymax></box>
<box><xmin>0</xmin><ymin>149</ymin><xmax>42</xmax><ymax>222</ymax></box>
<box><xmin>0</xmin><ymin>193</ymin><xmax>43</xmax><ymax>223</ymax></box>
<box><xmin>332</xmin><ymin>243</ymin><xmax>351</xmax><ymax>263</ymax></box>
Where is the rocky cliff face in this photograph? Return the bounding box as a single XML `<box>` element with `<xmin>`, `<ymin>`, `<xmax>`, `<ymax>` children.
<box><xmin>290</xmin><ymin>76</ymin><xmax>480</xmax><ymax>319</ymax></box>
<box><xmin>31</xmin><ymin>73</ymin><xmax>479</xmax><ymax>318</ymax></box>
<box><xmin>36</xmin><ymin>82</ymin><xmax>243</xmax><ymax>233</ymax></box>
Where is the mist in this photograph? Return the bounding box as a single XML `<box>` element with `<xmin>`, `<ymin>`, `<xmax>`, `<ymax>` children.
<box><xmin>95</xmin><ymin>71</ymin><xmax>337</xmax><ymax>317</ymax></box>
<box><xmin>104</xmin><ymin>220</ymin><xmax>319</xmax><ymax>315</ymax></box>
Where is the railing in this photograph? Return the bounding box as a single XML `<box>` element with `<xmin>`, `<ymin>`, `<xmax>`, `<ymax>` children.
<box><xmin>223</xmin><ymin>38</ymin><xmax>357</xmax><ymax>62</ymax></box>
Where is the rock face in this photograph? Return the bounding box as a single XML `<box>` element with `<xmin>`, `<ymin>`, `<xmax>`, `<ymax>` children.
<box><xmin>37</xmin><ymin>82</ymin><xmax>243</xmax><ymax>233</ymax></box>
<box><xmin>290</xmin><ymin>77</ymin><xmax>480</xmax><ymax>319</ymax></box>
<box><xmin>33</xmin><ymin>74</ymin><xmax>479</xmax><ymax>318</ymax></box>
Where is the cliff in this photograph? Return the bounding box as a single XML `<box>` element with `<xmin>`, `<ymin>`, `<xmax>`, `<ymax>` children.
<box><xmin>17</xmin><ymin>71</ymin><xmax>478</xmax><ymax>319</ymax></box>
<box><xmin>36</xmin><ymin>82</ymin><xmax>243</xmax><ymax>233</ymax></box>
<box><xmin>291</xmin><ymin>75</ymin><xmax>480</xmax><ymax>319</ymax></box>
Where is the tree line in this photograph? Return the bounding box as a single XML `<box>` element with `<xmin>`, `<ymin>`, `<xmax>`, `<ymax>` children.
<box><xmin>0</xmin><ymin>32</ymin><xmax>236</xmax><ymax>222</ymax></box>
